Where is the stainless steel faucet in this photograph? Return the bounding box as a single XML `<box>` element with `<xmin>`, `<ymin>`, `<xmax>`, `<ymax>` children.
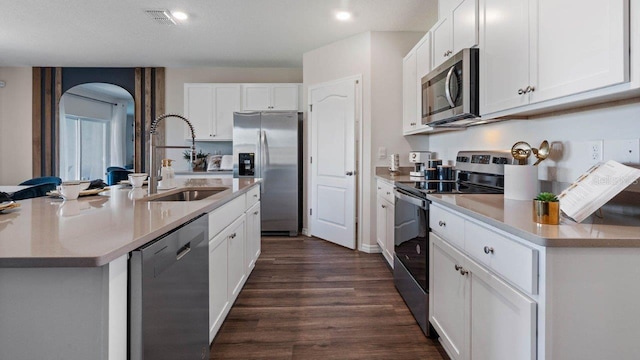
<box><xmin>149</xmin><ymin>114</ymin><xmax>196</xmax><ymax>194</ymax></box>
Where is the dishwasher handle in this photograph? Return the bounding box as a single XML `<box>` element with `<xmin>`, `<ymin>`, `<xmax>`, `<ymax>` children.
<box><xmin>176</xmin><ymin>242</ymin><xmax>191</xmax><ymax>260</ymax></box>
<box><xmin>394</xmin><ymin>188</ymin><xmax>428</xmax><ymax>210</ymax></box>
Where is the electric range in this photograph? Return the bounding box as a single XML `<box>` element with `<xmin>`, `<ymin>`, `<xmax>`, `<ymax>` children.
<box><xmin>392</xmin><ymin>150</ymin><xmax>514</xmax><ymax>337</ymax></box>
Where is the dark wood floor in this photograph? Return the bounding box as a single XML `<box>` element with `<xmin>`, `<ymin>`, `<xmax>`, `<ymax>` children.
<box><xmin>210</xmin><ymin>236</ymin><xmax>447</xmax><ymax>359</ymax></box>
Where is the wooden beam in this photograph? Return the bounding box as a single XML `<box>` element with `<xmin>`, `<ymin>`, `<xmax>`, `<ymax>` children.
<box><xmin>44</xmin><ymin>68</ymin><xmax>52</xmax><ymax>176</ymax></box>
<box><xmin>32</xmin><ymin>68</ymin><xmax>42</xmax><ymax>178</ymax></box>
<box><xmin>154</xmin><ymin>67</ymin><xmax>166</xmax><ymax>159</ymax></box>
<box><xmin>54</xmin><ymin>67</ymin><xmax>62</xmax><ymax>177</ymax></box>
<box><xmin>144</xmin><ymin>68</ymin><xmax>152</xmax><ymax>173</ymax></box>
<box><xmin>134</xmin><ymin>68</ymin><xmax>142</xmax><ymax>173</ymax></box>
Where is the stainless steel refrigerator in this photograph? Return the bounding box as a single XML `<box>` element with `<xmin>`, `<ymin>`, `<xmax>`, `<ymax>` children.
<box><xmin>233</xmin><ymin>111</ymin><xmax>301</xmax><ymax>236</ymax></box>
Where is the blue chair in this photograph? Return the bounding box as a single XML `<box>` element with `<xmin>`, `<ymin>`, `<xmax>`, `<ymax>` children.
<box><xmin>19</xmin><ymin>176</ymin><xmax>62</xmax><ymax>186</ymax></box>
<box><xmin>12</xmin><ymin>183</ymin><xmax>57</xmax><ymax>201</ymax></box>
<box><xmin>107</xmin><ymin>169</ymin><xmax>132</xmax><ymax>186</ymax></box>
<box><xmin>106</xmin><ymin>166</ymin><xmax>127</xmax><ymax>173</ymax></box>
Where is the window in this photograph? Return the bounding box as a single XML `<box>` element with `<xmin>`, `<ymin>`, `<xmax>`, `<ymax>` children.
<box><xmin>60</xmin><ymin>115</ymin><xmax>111</xmax><ymax>181</ymax></box>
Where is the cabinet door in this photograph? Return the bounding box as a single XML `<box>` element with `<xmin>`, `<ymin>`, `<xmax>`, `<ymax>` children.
<box><xmin>432</xmin><ymin>17</ymin><xmax>452</xmax><ymax>70</ymax></box>
<box><xmin>209</xmin><ymin>234</ymin><xmax>229</xmax><ymax>342</ymax></box>
<box><xmin>413</xmin><ymin>33</ymin><xmax>432</xmax><ymax>133</ymax></box>
<box><xmin>530</xmin><ymin>0</ymin><xmax>629</xmax><ymax>104</ymax></box>
<box><xmin>452</xmin><ymin>0</ymin><xmax>478</xmax><ymax>54</ymax></box>
<box><xmin>227</xmin><ymin>215</ymin><xmax>247</xmax><ymax>300</ymax></box>
<box><xmin>440</xmin><ymin>0</ymin><xmax>464</xmax><ymax>18</ymax></box>
<box><xmin>479</xmin><ymin>0</ymin><xmax>530</xmax><ymax>115</ymax></box>
<box><xmin>245</xmin><ymin>201</ymin><xmax>261</xmax><ymax>273</ymax></box>
<box><xmin>271</xmin><ymin>85</ymin><xmax>299</xmax><ymax>110</ymax></box>
<box><xmin>184</xmin><ymin>84</ymin><xmax>213</xmax><ymax>139</ymax></box>
<box><xmin>468</xmin><ymin>259</ymin><xmax>536</xmax><ymax>360</ymax></box>
<box><xmin>242</xmin><ymin>84</ymin><xmax>272</xmax><ymax>111</ymax></box>
<box><xmin>376</xmin><ymin>195</ymin><xmax>388</xmax><ymax>256</ymax></box>
<box><xmin>384</xmin><ymin>200</ymin><xmax>395</xmax><ymax>268</ymax></box>
<box><xmin>212</xmin><ymin>85</ymin><xmax>240</xmax><ymax>140</ymax></box>
<box><xmin>402</xmin><ymin>50</ymin><xmax>419</xmax><ymax>133</ymax></box>
<box><xmin>429</xmin><ymin>233</ymin><xmax>469</xmax><ymax>360</ymax></box>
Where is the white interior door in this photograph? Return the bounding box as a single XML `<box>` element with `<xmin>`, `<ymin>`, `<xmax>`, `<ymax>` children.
<box><xmin>309</xmin><ymin>77</ymin><xmax>358</xmax><ymax>249</ymax></box>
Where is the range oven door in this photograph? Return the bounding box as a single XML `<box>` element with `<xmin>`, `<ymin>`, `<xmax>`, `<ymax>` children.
<box><xmin>393</xmin><ymin>188</ymin><xmax>428</xmax><ymax>291</ymax></box>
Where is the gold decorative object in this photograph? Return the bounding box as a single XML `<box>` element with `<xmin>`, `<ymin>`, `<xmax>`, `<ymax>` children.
<box><xmin>533</xmin><ymin>199</ymin><xmax>560</xmax><ymax>225</ymax></box>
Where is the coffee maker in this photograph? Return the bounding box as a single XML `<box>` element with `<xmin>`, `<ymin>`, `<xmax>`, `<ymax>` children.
<box><xmin>409</xmin><ymin>151</ymin><xmax>433</xmax><ymax>177</ymax></box>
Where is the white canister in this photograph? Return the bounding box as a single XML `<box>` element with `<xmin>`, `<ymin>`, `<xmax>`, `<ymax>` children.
<box><xmin>504</xmin><ymin>165</ymin><xmax>539</xmax><ymax>200</ymax></box>
<box><xmin>389</xmin><ymin>154</ymin><xmax>400</xmax><ymax>172</ymax></box>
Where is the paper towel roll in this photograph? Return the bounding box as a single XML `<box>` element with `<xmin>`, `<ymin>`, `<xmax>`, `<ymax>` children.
<box><xmin>504</xmin><ymin>165</ymin><xmax>539</xmax><ymax>200</ymax></box>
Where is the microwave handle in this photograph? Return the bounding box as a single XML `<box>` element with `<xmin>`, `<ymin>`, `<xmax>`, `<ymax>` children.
<box><xmin>444</xmin><ymin>65</ymin><xmax>456</xmax><ymax>108</ymax></box>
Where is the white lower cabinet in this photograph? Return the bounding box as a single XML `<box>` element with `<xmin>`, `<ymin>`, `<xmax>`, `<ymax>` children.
<box><xmin>430</xmin><ymin>233</ymin><xmax>468</xmax><ymax>360</ymax></box>
<box><xmin>209</xmin><ymin>230</ymin><xmax>230</xmax><ymax>342</ymax></box>
<box><xmin>226</xmin><ymin>215</ymin><xmax>247</xmax><ymax>299</ymax></box>
<box><xmin>245</xmin><ymin>201</ymin><xmax>261</xmax><ymax>272</ymax></box>
<box><xmin>207</xmin><ymin>185</ymin><xmax>260</xmax><ymax>343</ymax></box>
<box><xmin>430</xmin><ymin>232</ymin><xmax>536</xmax><ymax>360</ymax></box>
<box><xmin>376</xmin><ymin>180</ymin><xmax>395</xmax><ymax>267</ymax></box>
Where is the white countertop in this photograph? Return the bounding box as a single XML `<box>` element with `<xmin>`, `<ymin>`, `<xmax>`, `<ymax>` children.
<box><xmin>428</xmin><ymin>194</ymin><xmax>640</xmax><ymax>247</ymax></box>
<box><xmin>0</xmin><ymin>178</ymin><xmax>260</xmax><ymax>267</ymax></box>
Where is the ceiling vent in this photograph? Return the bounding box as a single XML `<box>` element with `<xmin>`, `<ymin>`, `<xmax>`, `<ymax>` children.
<box><xmin>145</xmin><ymin>9</ymin><xmax>177</xmax><ymax>25</ymax></box>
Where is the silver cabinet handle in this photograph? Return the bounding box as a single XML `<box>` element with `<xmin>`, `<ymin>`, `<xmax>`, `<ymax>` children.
<box><xmin>454</xmin><ymin>264</ymin><xmax>462</xmax><ymax>271</ymax></box>
<box><xmin>518</xmin><ymin>88</ymin><xmax>525</xmax><ymax>95</ymax></box>
<box><xmin>381</xmin><ymin>204</ymin><xmax>386</xmax><ymax>209</ymax></box>
<box><xmin>377</xmin><ymin>187</ymin><xmax>381</xmax><ymax>190</ymax></box>
<box><xmin>229</xmin><ymin>233</ymin><xmax>237</xmax><ymax>239</ymax></box>
<box><xmin>438</xmin><ymin>221</ymin><xmax>446</xmax><ymax>227</ymax></box>
<box><xmin>483</xmin><ymin>246</ymin><xmax>494</xmax><ymax>254</ymax></box>
<box><xmin>254</xmin><ymin>210</ymin><xmax>259</xmax><ymax>215</ymax></box>
<box><xmin>346</xmin><ymin>171</ymin><xmax>355</xmax><ymax>176</ymax></box>
<box><xmin>253</xmin><ymin>194</ymin><xmax>258</xmax><ymax>197</ymax></box>
<box><xmin>527</xmin><ymin>86</ymin><xmax>535</xmax><ymax>93</ymax></box>
<box><xmin>459</xmin><ymin>268</ymin><xmax>469</xmax><ymax>276</ymax></box>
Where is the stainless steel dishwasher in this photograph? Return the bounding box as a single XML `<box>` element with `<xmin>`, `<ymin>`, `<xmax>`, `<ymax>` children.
<box><xmin>130</xmin><ymin>214</ymin><xmax>209</xmax><ymax>360</ymax></box>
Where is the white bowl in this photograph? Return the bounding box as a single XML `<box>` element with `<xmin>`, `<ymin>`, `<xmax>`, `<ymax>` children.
<box><xmin>58</xmin><ymin>182</ymin><xmax>81</xmax><ymax>200</ymax></box>
<box><xmin>128</xmin><ymin>173</ymin><xmax>148</xmax><ymax>188</ymax></box>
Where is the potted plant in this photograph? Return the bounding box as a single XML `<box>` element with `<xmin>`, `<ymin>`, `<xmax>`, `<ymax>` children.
<box><xmin>183</xmin><ymin>149</ymin><xmax>209</xmax><ymax>171</ymax></box>
<box><xmin>533</xmin><ymin>192</ymin><xmax>560</xmax><ymax>225</ymax></box>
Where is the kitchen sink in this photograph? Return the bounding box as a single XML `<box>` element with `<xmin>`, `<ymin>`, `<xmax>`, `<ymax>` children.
<box><xmin>147</xmin><ymin>188</ymin><xmax>227</xmax><ymax>202</ymax></box>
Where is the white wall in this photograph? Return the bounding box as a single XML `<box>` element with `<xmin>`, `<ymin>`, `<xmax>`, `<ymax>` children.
<box><xmin>163</xmin><ymin>67</ymin><xmax>302</xmax><ymax>170</ymax></box>
<box><xmin>0</xmin><ymin>67</ymin><xmax>32</xmax><ymax>184</ymax></box>
<box><xmin>303</xmin><ymin>31</ymin><xmax>423</xmax><ymax>250</ymax></box>
<box><xmin>418</xmin><ymin>98</ymin><xmax>640</xmax><ymax>186</ymax></box>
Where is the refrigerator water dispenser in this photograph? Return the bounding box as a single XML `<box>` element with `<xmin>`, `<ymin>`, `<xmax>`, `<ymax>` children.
<box><xmin>238</xmin><ymin>153</ymin><xmax>255</xmax><ymax>176</ymax></box>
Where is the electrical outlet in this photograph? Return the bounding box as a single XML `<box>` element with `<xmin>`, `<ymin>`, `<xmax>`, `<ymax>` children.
<box><xmin>588</xmin><ymin>140</ymin><xmax>603</xmax><ymax>161</ymax></box>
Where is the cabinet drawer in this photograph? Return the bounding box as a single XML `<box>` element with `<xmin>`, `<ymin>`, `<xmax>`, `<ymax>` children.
<box><xmin>209</xmin><ymin>195</ymin><xmax>246</xmax><ymax>239</ymax></box>
<box><xmin>245</xmin><ymin>185</ymin><xmax>260</xmax><ymax>210</ymax></box>
<box><xmin>464</xmin><ymin>221</ymin><xmax>538</xmax><ymax>294</ymax></box>
<box><xmin>377</xmin><ymin>180</ymin><xmax>395</xmax><ymax>203</ymax></box>
<box><xmin>430</xmin><ymin>204</ymin><xmax>465</xmax><ymax>249</ymax></box>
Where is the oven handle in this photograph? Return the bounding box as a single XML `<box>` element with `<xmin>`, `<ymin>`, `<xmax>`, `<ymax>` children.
<box><xmin>394</xmin><ymin>189</ymin><xmax>427</xmax><ymax>210</ymax></box>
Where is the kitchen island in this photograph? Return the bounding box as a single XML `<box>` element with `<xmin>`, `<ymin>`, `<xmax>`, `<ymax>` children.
<box><xmin>0</xmin><ymin>178</ymin><xmax>261</xmax><ymax>360</ymax></box>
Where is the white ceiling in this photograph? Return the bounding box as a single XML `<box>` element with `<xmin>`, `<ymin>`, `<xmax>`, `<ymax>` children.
<box><xmin>0</xmin><ymin>0</ymin><xmax>436</xmax><ymax>68</ymax></box>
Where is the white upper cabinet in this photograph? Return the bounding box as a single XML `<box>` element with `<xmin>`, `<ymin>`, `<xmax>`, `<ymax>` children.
<box><xmin>480</xmin><ymin>0</ymin><xmax>630</xmax><ymax>117</ymax></box>
<box><xmin>432</xmin><ymin>0</ymin><xmax>478</xmax><ymax>70</ymax></box>
<box><xmin>184</xmin><ymin>83</ymin><xmax>240</xmax><ymax>141</ymax></box>
<box><xmin>403</xmin><ymin>32</ymin><xmax>436</xmax><ymax>135</ymax></box>
<box><xmin>241</xmin><ymin>84</ymin><xmax>300</xmax><ymax>111</ymax></box>
<box><xmin>531</xmin><ymin>0</ymin><xmax>629</xmax><ymax>103</ymax></box>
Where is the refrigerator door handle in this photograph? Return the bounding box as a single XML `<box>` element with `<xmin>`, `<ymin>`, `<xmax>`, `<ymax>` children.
<box><xmin>261</xmin><ymin>130</ymin><xmax>270</xmax><ymax>167</ymax></box>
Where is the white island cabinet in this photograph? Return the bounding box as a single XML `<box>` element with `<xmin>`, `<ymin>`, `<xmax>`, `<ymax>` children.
<box><xmin>207</xmin><ymin>183</ymin><xmax>261</xmax><ymax>342</ymax></box>
<box><xmin>428</xmin><ymin>198</ymin><xmax>640</xmax><ymax>360</ymax></box>
<box><xmin>375</xmin><ymin>179</ymin><xmax>395</xmax><ymax>267</ymax></box>
<box><xmin>0</xmin><ymin>255</ymin><xmax>128</xmax><ymax>360</ymax></box>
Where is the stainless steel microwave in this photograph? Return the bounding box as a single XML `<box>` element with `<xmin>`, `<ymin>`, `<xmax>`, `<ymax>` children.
<box><xmin>421</xmin><ymin>48</ymin><xmax>479</xmax><ymax>127</ymax></box>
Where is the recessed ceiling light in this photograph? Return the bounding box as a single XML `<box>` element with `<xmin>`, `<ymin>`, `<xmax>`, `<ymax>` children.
<box><xmin>171</xmin><ymin>11</ymin><xmax>189</xmax><ymax>21</ymax></box>
<box><xmin>336</xmin><ymin>11</ymin><xmax>352</xmax><ymax>21</ymax></box>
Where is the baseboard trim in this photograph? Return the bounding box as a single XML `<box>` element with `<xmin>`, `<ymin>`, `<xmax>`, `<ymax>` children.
<box><xmin>301</xmin><ymin>228</ymin><xmax>311</xmax><ymax>237</ymax></box>
<box><xmin>360</xmin><ymin>243</ymin><xmax>382</xmax><ymax>253</ymax></box>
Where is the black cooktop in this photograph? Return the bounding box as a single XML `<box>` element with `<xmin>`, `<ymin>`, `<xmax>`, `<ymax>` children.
<box><xmin>396</xmin><ymin>180</ymin><xmax>504</xmax><ymax>198</ymax></box>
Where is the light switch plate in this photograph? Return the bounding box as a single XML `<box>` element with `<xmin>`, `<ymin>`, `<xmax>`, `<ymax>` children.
<box><xmin>604</xmin><ymin>139</ymin><xmax>640</xmax><ymax>164</ymax></box>
<box><xmin>378</xmin><ymin>147</ymin><xmax>387</xmax><ymax>159</ymax></box>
